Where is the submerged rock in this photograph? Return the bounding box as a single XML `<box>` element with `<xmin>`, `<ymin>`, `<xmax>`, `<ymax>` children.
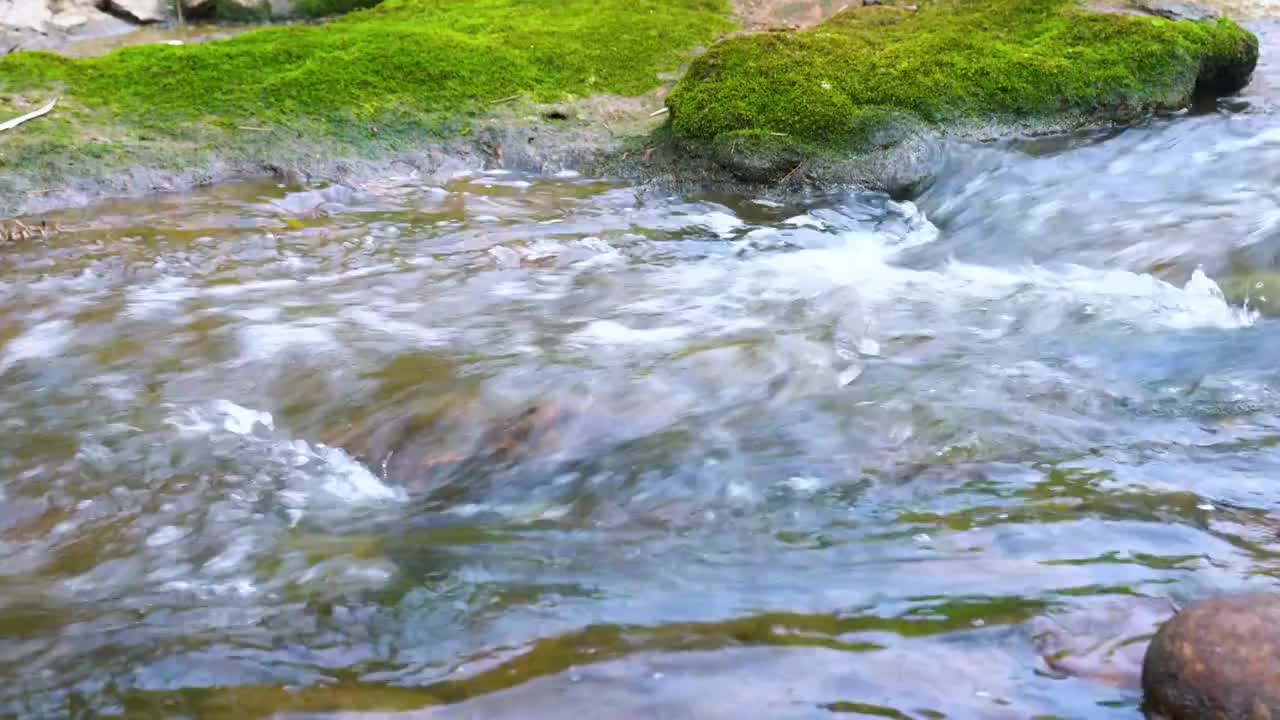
<box><xmin>664</xmin><ymin>0</ymin><xmax>1259</xmax><ymax>186</ymax></box>
<box><xmin>1142</xmin><ymin>593</ymin><xmax>1280</xmax><ymax>720</ymax></box>
<box><xmin>1219</xmin><ymin>272</ymin><xmax>1280</xmax><ymax>316</ymax></box>
<box><xmin>1032</xmin><ymin>597</ymin><xmax>1176</xmax><ymax>689</ymax></box>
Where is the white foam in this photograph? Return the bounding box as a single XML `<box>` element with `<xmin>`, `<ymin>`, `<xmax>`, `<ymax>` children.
<box><xmin>1</xmin><ymin>319</ymin><xmax>72</xmax><ymax>370</ymax></box>
<box><xmin>1212</xmin><ymin>125</ymin><xmax>1280</xmax><ymax>154</ymax></box>
<box><xmin>168</xmin><ymin>399</ymin><xmax>273</xmax><ymax>437</ymax></box>
<box><xmin>942</xmin><ymin>264</ymin><xmax>1253</xmax><ymax>330</ymax></box>
<box><xmin>125</xmin><ymin>276</ymin><xmax>196</xmax><ymax>319</ymax></box>
<box><xmin>697</xmin><ymin>211</ymin><xmax>745</xmax><ymax>238</ymax></box>
<box><xmin>238</xmin><ymin>321</ymin><xmax>340</xmax><ymax>363</ymax></box>
<box><xmin>145</xmin><ymin>525</ymin><xmax>187</xmax><ymax>548</ymax></box>
<box><xmin>784</xmin><ymin>214</ymin><xmax>826</xmax><ymax>229</ymax></box>
<box><xmin>781</xmin><ymin>475</ymin><xmax>826</xmax><ymax>494</ymax></box>
<box><xmin>167</xmin><ymin>401</ymin><xmax>406</xmax><ymax>507</ymax></box>
<box><xmin>655</xmin><ymin>219</ymin><xmax>1252</xmax><ymax>334</ymax></box>
<box><xmin>216</xmin><ymin>400</ymin><xmax>275</xmax><ymax>435</ymax></box>
<box><xmin>295</xmin><ymin>557</ymin><xmax>397</xmax><ymax>589</ymax></box>
<box><xmin>161</xmin><ymin>577</ymin><xmax>257</xmax><ymax>600</ymax></box>
<box><xmin>309</xmin><ymin>443</ymin><xmax>406</xmax><ymax>503</ymax></box>
<box><xmin>573</xmin><ymin>320</ymin><xmax>690</xmax><ymax>346</ymax></box>
<box><xmin>339</xmin><ymin>307</ymin><xmax>449</xmax><ymax>346</ymax></box>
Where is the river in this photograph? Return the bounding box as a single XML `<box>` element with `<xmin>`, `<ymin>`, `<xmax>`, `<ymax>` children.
<box><xmin>3</xmin><ymin>23</ymin><xmax>1280</xmax><ymax>720</ymax></box>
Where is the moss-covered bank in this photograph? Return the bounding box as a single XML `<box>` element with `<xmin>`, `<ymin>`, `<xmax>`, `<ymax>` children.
<box><xmin>665</xmin><ymin>0</ymin><xmax>1259</xmax><ymax>183</ymax></box>
<box><xmin>0</xmin><ymin>0</ymin><xmax>734</xmax><ymax>216</ymax></box>
<box><xmin>0</xmin><ymin>0</ymin><xmax>1264</xmax><ymax>215</ymax></box>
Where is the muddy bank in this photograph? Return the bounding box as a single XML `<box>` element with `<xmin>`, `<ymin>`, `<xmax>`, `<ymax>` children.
<box><xmin>0</xmin><ymin>94</ymin><xmax>674</xmax><ymax>218</ymax></box>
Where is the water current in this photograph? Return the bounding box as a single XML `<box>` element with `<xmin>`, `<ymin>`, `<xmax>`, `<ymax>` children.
<box><xmin>3</xmin><ymin>23</ymin><xmax>1280</xmax><ymax>720</ymax></box>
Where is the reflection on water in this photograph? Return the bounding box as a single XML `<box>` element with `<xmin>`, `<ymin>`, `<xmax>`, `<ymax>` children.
<box><xmin>4</xmin><ymin>28</ymin><xmax>1280</xmax><ymax>720</ymax></box>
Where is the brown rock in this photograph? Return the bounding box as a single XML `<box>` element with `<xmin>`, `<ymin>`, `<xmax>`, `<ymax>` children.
<box><xmin>1142</xmin><ymin>593</ymin><xmax>1280</xmax><ymax>720</ymax></box>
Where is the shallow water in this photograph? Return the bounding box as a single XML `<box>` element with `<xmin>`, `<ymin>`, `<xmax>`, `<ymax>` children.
<box><xmin>4</xmin><ymin>26</ymin><xmax>1280</xmax><ymax>720</ymax></box>
<box><xmin>58</xmin><ymin>24</ymin><xmax>250</xmax><ymax>58</ymax></box>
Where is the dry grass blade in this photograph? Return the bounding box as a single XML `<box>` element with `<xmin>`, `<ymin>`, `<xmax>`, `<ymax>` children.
<box><xmin>0</xmin><ymin>98</ymin><xmax>59</xmax><ymax>133</ymax></box>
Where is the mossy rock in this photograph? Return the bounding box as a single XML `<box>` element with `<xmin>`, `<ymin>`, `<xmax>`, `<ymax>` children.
<box><xmin>665</xmin><ymin>0</ymin><xmax>1259</xmax><ymax>183</ymax></box>
<box><xmin>705</xmin><ymin>106</ymin><xmax>925</xmax><ymax>182</ymax></box>
<box><xmin>709</xmin><ymin>130</ymin><xmax>814</xmax><ymax>183</ymax></box>
<box><xmin>1219</xmin><ymin>272</ymin><xmax>1280</xmax><ymax>317</ymax></box>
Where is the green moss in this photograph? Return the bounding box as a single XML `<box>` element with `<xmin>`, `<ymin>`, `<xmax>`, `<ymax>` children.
<box><xmin>4</xmin><ymin>0</ymin><xmax>731</xmax><ymax>125</ymax></box>
<box><xmin>0</xmin><ymin>0</ymin><xmax>734</xmax><ymax>213</ymax></box>
<box><xmin>709</xmin><ymin>129</ymin><xmax>816</xmax><ymax>182</ymax></box>
<box><xmin>667</xmin><ymin>0</ymin><xmax>1258</xmax><ymax>154</ymax></box>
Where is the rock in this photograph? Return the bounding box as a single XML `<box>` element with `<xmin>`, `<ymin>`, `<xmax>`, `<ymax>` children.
<box><xmin>1131</xmin><ymin>0</ymin><xmax>1223</xmax><ymax>20</ymax></box>
<box><xmin>0</xmin><ymin>0</ymin><xmax>140</xmax><ymax>54</ymax></box>
<box><xmin>0</xmin><ymin>0</ymin><xmax>54</xmax><ymax>32</ymax></box>
<box><xmin>1219</xmin><ymin>272</ymin><xmax>1280</xmax><ymax>317</ymax></box>
<box><xmin>709</xmin><ymin>130</ymin><xmax>811</xmax><ymax>184</ymax></box>
<box><xmin>100</xmin><ymin>0</ymin><xmax>168</xmax><ymax>23</ymax></box>
<box><xmin>1032</xmin><ymin>597</ymin><xmax>1176</xmax><ymax>689</ymax></box>
<box><xmin>1142</xmin><ymin>593</ymin><xmax>1280</xmax><ymax>720</ymax></box>
<box><xmin>664</xmin><ymin>0</ymin><xmax>1259</xmax><ymax>188</ymax></box>
<box><xmin>1089</xmin><ymin>0</ymin><xmax>1224</xmax><ymax>21</ymax></box>
<box><xmin>50</xmin><ymin>12</ymin><xmax>90</xmax><ymax>29</ymax></box>
<box><xmin>183</xmin><ymin>0</ymin><xmax>273</xmax><ymax>21</ymax></box>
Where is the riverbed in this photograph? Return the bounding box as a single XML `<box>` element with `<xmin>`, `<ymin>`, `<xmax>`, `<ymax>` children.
<box><xmin>2</xmin><ymin>22</ymin><xmax>1280</xmax><ymax>720</ymax></box>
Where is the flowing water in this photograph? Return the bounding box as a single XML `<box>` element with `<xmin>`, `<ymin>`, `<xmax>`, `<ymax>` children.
<box><xmin>5</xmin><ymin>26</ymin><xmax>1280</xmax><ymax>720</ymax></box>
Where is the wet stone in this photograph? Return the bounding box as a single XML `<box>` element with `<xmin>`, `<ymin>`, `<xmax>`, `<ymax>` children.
<box><xmin>1129</xmin><ymin>0</ymin><xmax>1222</xmax><ymax>21</ymax></box>
<box><xmin>1142</xmin><ymin>593</ymin><xmax>1280</xmax><ymax>720</ymax></box>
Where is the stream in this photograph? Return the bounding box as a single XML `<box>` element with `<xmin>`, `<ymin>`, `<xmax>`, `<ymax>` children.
<box><xmin>3</xmin><ymin>23</ymin><xmax>1280</xmax><ymax>720</ymax></box>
